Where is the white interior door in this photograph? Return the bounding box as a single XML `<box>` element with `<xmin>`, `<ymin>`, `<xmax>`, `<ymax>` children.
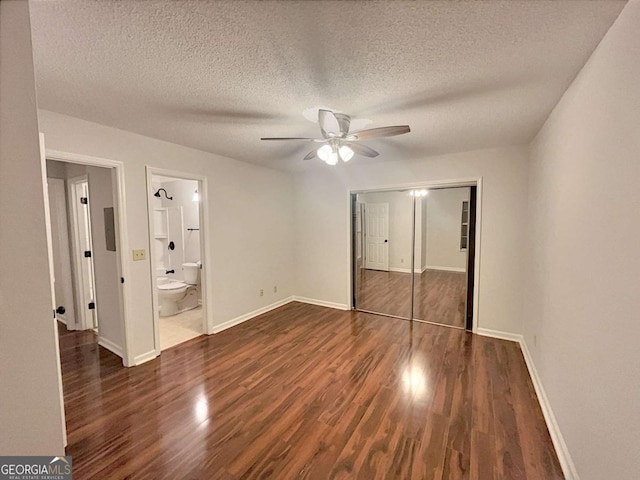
<box><xmin>40</xmin><ymin>134</ymin><xmax>68</xmax><ymax>446</ymax></box>
<box><xmin>68</xmin><ymin>176</ymin><xmax>98</xmax><ymax>330</ymax></box>
<box><xmin>364</xmin><ymin>202</ymin><xmax>389</xmax><ymax>271</ymax></box>
<box><xmin>47</xmin><ymin>178</ymin><xmax>77</xmax><ymax>328</ymax></box>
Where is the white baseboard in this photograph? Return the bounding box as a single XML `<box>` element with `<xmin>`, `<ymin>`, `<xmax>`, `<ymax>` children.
<box><xmin>519</xmin><ymin>338</ymin><xmax>578</xmax><ymax>480</ymax></box>
<box><xmin>389</xmin><ymin>267</ymin><xmax>412</xmax><ymax>274</ymax></box>
<box><xmin>98</xmin><ymin>336</ymin><xmax>123</xmax><ymax>358</ymax></box>
<box><xmin>476</xmin><ymin>327</ymin><xmax>522</xmax><ymax>343</ymax></box>
<box><xmin>211</xmin><ymin>296</ymin><xmax>349</xmax><ymax>334</ymax></box>
<box><xmin>292</xmin><ymin>296</ymin><xmax>349</xmax><ymax>311</ymax></box>
<box><xmin>475</xmin><ymin>327</ymin><xmax>577</xmax><ymax>480</ymax></box>
<box><xmin>211</xmin><ymin>296</ymin><xmax>295</xmax><ymax>334</ymax></box>
<box><xmin>133</xmin><ymin>349</ymin><xmax>159</xmax><ymax>366</ymax></box>
<box><xmin>56</xmin><ymin>314</ymin><xmax>67</xmax><ymax>325</ymax></box>
<box><xmin>426</xmin><ymin>265</ymin><xmax>466</xmax><ymax>273</ymax></box>
<box><xmin>389</xmin><ymin>267</ymin><xmax>423</xmax><ymax>274</ymax></box>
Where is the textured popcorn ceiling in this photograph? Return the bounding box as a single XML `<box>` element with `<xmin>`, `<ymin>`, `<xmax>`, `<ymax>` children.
<box><xmin>30</xmin><ymin>0</ymin><xmax>626</xmax><ymax>170</ymax></box>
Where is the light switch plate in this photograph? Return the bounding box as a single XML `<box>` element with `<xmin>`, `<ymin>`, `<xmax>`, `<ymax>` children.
<box><xmin>132</xmin><ymin>249</ymin><xmax>146</xmax><ymax>261</ymax></box>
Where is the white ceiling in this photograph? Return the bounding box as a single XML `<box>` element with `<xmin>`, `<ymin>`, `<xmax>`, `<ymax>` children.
<box><xmin>30</xmin><ymin>0</ymin><xmax>626</xmax><ymax>171</ymax></box>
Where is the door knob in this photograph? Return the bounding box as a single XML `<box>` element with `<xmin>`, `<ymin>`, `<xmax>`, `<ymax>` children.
<box><xmin>56</xmin><ymin>306</ymin><xmax>65</xmax><ymax>315</ymax></box>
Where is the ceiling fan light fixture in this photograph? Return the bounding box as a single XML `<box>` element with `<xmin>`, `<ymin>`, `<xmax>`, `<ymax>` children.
<box><xmin>339</xmin><ymin>145</ymin><xmax>354</xmax><ymax>162</ymax></box>
<box><xmin>326</xmin><ymin>151</ymin><xmax>339</xmax><ymax>165</ymax></box>
<box><xmin>317</xmin><ymin>144</ymin><xmax>332</xmax><ymax>162</ymax></box>
<box><xmin>262</xmin><ymin>109</ymin><xmax>410</xmax><ymax>165</ymax></box>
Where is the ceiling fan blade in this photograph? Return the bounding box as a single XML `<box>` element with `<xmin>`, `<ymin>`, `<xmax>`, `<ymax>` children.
<box><xmin>334</xmin><ymin>113</ymin><xmax>351</xmax><ymax>136</ymax></box>
<box><xmin>345</xmin><ymin>142</ymin><xmax>379</xmax><ymax>158</ymax></box>
<box><xmin>303</xmin><ymin>150</ymin><xmax>318</xmax><ymax>161</ymax></box>
<box><xmin>319</xmin><ymin>109</ymin><xmax>349</xmax><ymax>138</ymax></box>
<box><xmin>348</xmin><ymin>125</ymin><xmax>410</xmax><ymax>140</ymax></box>
<box><xmin>261</xmin><ymin>137</ymin><xmax>321</xmax><ymax>141</ymax></box>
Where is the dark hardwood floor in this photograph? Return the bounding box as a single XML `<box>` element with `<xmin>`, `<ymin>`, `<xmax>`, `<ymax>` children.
<box><xmin>356</xmin><ymin>268</ymin><xmax>467</xmax><ymax>328</ymax></box>
<box><xmin>58</xmin><ymin>302</ymin><xmax>563</xmax><ymax>479</ymax></box>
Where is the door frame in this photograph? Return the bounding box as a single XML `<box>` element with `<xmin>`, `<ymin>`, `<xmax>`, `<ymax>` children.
<box><xmin>348</xmin><ymin>177</ymin><xmax>483</xmax><ymax>333</ymax></box>
<box><xmin>145</xmin><ymin>166</ymin><xmax>212</xmax><ymax>356</ymax></box>
<box><xmin>45</xmin><ymin>147</ymin><xmax>133</xmax><ymax>366</ymax></box>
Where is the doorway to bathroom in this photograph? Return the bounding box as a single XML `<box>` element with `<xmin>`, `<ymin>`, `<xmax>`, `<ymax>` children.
<box><xmin>146</xmin><ymin>167</ymin><xmax>209</xmax><ymax>352</ymax></box>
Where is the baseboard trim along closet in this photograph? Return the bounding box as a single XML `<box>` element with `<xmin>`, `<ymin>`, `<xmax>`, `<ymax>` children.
<box><xmin>425</xmin><ymin>265</ymin><xmax>466</xmax><ymax>273</ymax></box>
<box><xmin>388</xmin><ymin>267</ymin><xmax>423</xmax><ymax>274</ymax></box>
<box><xmin>476</xmin><ymin>327</ymin><xmax>522</xmax><ymax>343</ymax></box>
<box><xmin>98</xmin><ymin>337</ymin><xmax>123</xmax><ymax>358</ymax></box>
<box><xmin>476</xmin><ymin>327</ymin><xmax>578</xmax><ymax>480</ymax></box>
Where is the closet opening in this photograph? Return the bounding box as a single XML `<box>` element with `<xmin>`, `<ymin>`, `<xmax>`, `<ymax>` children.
<box><xmin>351</xmin><ymin>183</ymin><xmax>478</xmax><ymax>331</ymax></box>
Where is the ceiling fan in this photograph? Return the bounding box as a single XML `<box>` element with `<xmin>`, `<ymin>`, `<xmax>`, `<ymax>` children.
<box><xmin>261</xmin><ymin>109</ymin><xmax>410</xmax><ymax>165</ymax></box>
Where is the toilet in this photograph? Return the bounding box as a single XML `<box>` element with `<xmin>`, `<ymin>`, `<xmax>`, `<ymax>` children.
<box><xmin>157</xmin><ymin>263</ymin><xmax>200</xmax><ymax>317</ymax></box>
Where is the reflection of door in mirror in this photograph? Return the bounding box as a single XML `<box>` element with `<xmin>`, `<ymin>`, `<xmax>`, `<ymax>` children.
<box><xmin>354</xmin><ymin>190</ymin><xmax>412</xmax><ymax>319</ymax></box>
<box><xmin>364</xmin><ymin>203</ymin><xmax>389</xmax><ymax>271</ymax></box>
<box><xmin>413</xmin><ymin>187</ymin><xmax>470</xmax><ymax>328</ymax></box>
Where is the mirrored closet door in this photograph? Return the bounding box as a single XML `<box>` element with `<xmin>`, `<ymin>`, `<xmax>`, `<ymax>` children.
<box><xmin>412</xmin><ymin>187</ymin><xmax>470</xmax><ymax>328</ymax></box>
<box><xmin>353</xmin><ymin>189</ymin><xmax>413</xmax><ymax>319</ymax></box>
<box><xmin>352</xmin><ymin>186</ymin><xmax>476</xmax><ymax>330</ymax></box>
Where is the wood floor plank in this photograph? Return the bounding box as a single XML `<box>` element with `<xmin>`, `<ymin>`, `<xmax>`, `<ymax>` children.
<box><xmin>58</xmin><ymin>302</ymin><xmax>563</xmax><ymax>479</ymax></box>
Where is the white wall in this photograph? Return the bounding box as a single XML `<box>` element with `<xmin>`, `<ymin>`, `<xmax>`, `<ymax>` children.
<box><xmin>294</xmin><ymin>145</ymin><xmax>528</xmax><ymax>334</ymax></box>
<box><xmin>87</xmin><ymin>166</ymin><xmax>125</xmax><ymax>356</ymax></box>
<box><xmin>0</xmin><ymin>0</ymin><xmax>65</xmax><ymax>454</ymax></box>
<box><xmin>425</xmin><ymin>187</ymin><xmax>469</xmax><ymax>271</ymax></box>
<box><xmin>525</xmin><ymin>2</ymin><xmax>640</xmax><ymax>478</ymax></box>
<box><xmin>47</xmin><ymin>159</ymin><xmax>67</xmax><ymax>179</ymax></box>
<box><xmin>39</xmin><ymin>109</ymin><xmax>296</xmax><ymax>362</ymax></box>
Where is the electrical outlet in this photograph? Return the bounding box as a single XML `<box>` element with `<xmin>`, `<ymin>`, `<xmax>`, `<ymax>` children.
<box><xmin>132</xmin><ymin>249</ymin><xmax>146</xmax><ymax>261</ymax></box>
<box><xmin>260</xmin><ymin>289</ymin><xmax>264</xmax><ymax>297</ymax></box>
<box><xmin>273</xmin><ymin>285</ymin><xmax>277</xmax><ymax>293</ymax></box>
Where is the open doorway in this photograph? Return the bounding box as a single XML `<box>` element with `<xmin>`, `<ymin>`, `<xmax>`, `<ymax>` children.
<box><xmin>146</xmin><ymin>168</ymin><xmax>209</xmax><ymax>352</ymax></box>
<box><xmin>45</xmin><ymin>158</ymin><xmax>128</xmax><ymax>360</ymax></box>
<box><xmin>351</xmin><ymin>182</ymin><xmax>479</xmax><ymax>331</ymax></box>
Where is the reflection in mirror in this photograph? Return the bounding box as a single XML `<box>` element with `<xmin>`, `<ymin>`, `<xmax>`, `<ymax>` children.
<box><xmin>353</xmin><ymin>189</ymin><xmax>413</xmax><ymax>319</ymax></box>
<box><xmin>413</xmin><ymin>187</ymin><xmax>470</xmax><ymax>328</ymax></box>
